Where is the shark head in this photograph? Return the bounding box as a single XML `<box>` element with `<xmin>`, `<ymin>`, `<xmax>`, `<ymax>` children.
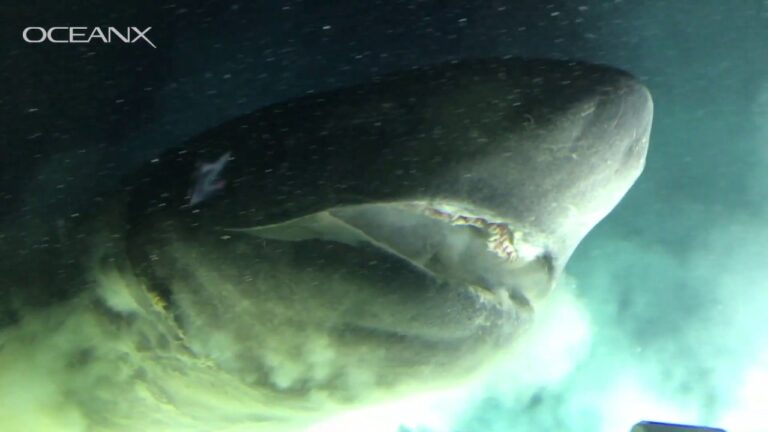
<box><xmin>113</xmin><ymin>58</ymin><xmax>652</xmax><ymax>425</ymax></box>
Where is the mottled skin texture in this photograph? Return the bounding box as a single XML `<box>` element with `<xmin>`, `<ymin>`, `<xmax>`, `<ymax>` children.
<box><xmin>0</xmin><ymin>58</ymin><xmax>652</xmax><ymax>431</ymax></box>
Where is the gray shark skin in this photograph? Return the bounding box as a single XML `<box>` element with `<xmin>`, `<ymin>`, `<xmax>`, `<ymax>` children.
<box><xmin>1</xmin><ymin>58</ymin><xmax>652</xmax><ymax>431</ymax></box>
<box><xmin>126</xmin><ymin>58</ymin><xmax>651</xmax><ymax>271</ymax></box>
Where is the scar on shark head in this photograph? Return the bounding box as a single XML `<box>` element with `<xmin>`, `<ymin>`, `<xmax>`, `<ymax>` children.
<box><xmin>189</xmin><ymin>151</ymin><xmax>231</xmax><ymax>206</ymax></box>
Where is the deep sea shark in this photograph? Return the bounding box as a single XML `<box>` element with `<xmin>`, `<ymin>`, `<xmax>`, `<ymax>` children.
<box><xmin>0</xmin><ymin>58</ymin><xmax>652</xmax><ymax>431</ymax></box>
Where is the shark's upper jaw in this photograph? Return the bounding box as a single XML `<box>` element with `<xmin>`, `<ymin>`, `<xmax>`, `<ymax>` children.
<box><xmin>417</xmin><ymin>73</ymin><xmax>654</xmax><ymax>275</ymax></box>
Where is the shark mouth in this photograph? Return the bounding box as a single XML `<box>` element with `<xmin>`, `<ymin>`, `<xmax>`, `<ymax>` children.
<box><xmin>233</xmin><ymin>200</ymin><xmax>554</xmax><ymax>310</ymax></box>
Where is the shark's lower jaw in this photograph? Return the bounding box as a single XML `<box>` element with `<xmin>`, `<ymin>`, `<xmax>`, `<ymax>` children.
<box><xmin>122</xmin><ymin>200</ymin><xmax>553</xmax><ymax>406</ymax></box>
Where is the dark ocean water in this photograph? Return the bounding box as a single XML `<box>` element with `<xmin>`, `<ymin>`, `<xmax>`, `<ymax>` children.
<box><xmin>1</xmin><ymin>1</ymin><xmax>767</xmax><ymax>431</ymax></box>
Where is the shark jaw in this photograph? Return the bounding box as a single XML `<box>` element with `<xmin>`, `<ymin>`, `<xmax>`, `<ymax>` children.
<box><xmin>114</xmin><ymin>199</ymin><xmax>556</xmax><ymax>412</ymax></box>
<box><xmin>233</xmin><ymin>199</ymin><xmax>556</xmax><ymax>309</ymax></box>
